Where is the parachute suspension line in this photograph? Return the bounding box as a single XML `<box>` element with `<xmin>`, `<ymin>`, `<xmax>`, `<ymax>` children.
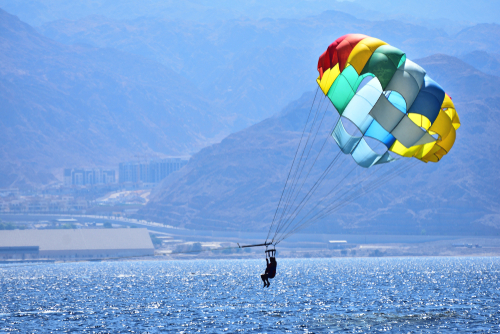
<box><xmin>273</xmin><ymin>153</ymin><xmax>358</xmax><ymax>242</ymax></box>
<box><xmin>275</xmin><ymin>94</ymin><xmax>326</xmax><ymax>223</ymax></box>
<box><xmin>280</xmin><ymin>160</ymin><xmax>420</xmax><ymax>243</ymax></box>
<box><xmin>265</xmin><ymin>87</ymin><xmax>320</xmax><ymax>244</ymax></box>
<box><xmin>276</xmin><ymin>158</ymin><xmax>410</xmax><ymax>244</ymax></box>
<box><xmin>276</xmin><ymin>158</ymin><xmax>420</xmax><ymax>244</ymax></box>
<box><xmin>274</xmin><ymin>133</ymin><xmax>401</xmax><ymax>243</ymax></box>
<box><xmin>271</xmin><ymin>113</ymin><xmax>338</xmax><ymax>241</ymax></box>
<box><xmin>291</xmin><ymin>148</ymin><xmax>389</xmax><ymax>226</ymax></box>
<box><xmin>271</xmin><ymin>144</ymin><xmax>350</xmax><ymax>242</ymax></box>
<box><xmin>272</xmin><ymin>108</ymin><xmax>393</xmax><ymax>243</ymax></box>
<box><xmin>271</xmin><ymin>152</ymin><xmax>342</xmax><ymax>243</ymax></box>
<box><xmin>270</xmin><ymin>92</ymin><xmax>328</xmax><ymax>241</ymax></box>
<box><xmin>273</xmin><ymin>98</ymin><xmax>332</xmax><ymax>234</ymax></box>
<box><xmin>275</xmin><ymin>162</ymin><xmax>384</xmax><ymax>243</ymax></box>
<box><xmin>272</xmin><ymin>128</ymin><xmax>387</xmax><ymax>242</ymax></box>
<box><xmin>273</xmin><ymin>136</ymin><xmax>391</xmax><ymax>244</ymax></box>
<box><xmin>269</xmin><ymin>92</ymin><xmax>327</xmax><ymax>241</ymax></box>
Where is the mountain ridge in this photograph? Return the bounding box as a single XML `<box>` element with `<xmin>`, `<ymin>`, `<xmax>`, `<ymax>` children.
<box><xmin>0</xmin><ymin>9</ymin><xmax>228</xmax><ymax>188</ymax></box>
<box><xmin>37</xmin><ymin>12</ymin><xmax>500</xmax><ymax>131</ymax></box>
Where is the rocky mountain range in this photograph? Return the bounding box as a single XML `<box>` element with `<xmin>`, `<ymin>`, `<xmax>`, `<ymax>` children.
<box><xmin>0</xmin><ymin>9</ymin><xmax>226</xmax><ymax>188</ymax></box>
<box><xmin>2</xmin><ymin>2</ymin><xmax>500</xmax><ymax>214</ymax></box>
<box><xmin>37</xmin><ymin>11</ymin><xmax>500</xmax><ymax>131</ymax></box>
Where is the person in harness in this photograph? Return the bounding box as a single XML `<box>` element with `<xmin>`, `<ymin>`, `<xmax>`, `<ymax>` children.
<box><xmin>260</xmin><ymin>249</ymin><xmax>277</xmax><ymax>288</ymax></box>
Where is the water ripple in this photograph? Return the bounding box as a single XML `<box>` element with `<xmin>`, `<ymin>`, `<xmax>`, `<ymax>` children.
<box><xmin>0</xmin><ymin>257</ymin><xmax>499</xmax><ymax>332</ymax></box>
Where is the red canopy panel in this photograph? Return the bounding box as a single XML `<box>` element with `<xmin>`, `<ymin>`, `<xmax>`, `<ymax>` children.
<box><xmin>317</xmin><ymin>34</ymin><xmax>368</xmax><ymax>79</ymax></box>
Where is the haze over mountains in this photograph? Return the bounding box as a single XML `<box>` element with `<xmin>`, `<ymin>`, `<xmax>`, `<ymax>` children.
<box><xmin>37</xmin><ymin>11</ymin><xmax>500</xmax><ymax>128</ymax></box>
<box><xmin>1</xmin><ymin>2</ymin><xmax>499</xmax><ymax>235</ymax></box>
<box><xmin>0</xmin><ymin>9</ymin><xmax>225</xmax><ymax>188</ymax></box>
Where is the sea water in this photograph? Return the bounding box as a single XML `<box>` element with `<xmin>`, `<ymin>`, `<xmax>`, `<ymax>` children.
<box><xmin>0</xmin><ymin>257</ymin><xmax>499</xmax><ymax>333</ymax></box>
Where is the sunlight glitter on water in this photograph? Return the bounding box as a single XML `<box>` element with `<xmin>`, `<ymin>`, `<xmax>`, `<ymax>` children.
<box><xmin>0</xmin><ymin>257</ymin><xmax>500</xmax><ymax>333</ymax></box>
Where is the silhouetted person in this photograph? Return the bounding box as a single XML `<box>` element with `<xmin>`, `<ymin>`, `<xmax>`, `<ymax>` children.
<box><xmin>261</xmin><ymin>256</ymin><xmax>277</xmax><ymax>288</ymax></box>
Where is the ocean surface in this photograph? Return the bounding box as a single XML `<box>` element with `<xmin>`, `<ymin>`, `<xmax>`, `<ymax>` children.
<box><xmin>1</xmin><ymin>257</ymin><xmax>499</xmax><ymax>333</ymax></box>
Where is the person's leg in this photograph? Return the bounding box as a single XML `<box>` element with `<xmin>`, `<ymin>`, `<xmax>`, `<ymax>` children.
<box><xmin>261</xmin><ymin>274</ymin><xmax>268</xmax><ymax>288</ymax></box>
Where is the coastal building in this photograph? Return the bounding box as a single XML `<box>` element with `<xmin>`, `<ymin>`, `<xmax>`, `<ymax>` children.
<box><xmin>119</xmin><ymin>157</ymin><xmax>189</xmax><ymax>184</ymax></box>
<box><xmin>64</xmin><ymin>168</ymin><xmax>116</xmax><ymax>186</ymax></box>
<box><xmin>0</xmin><ymin>228</ymin><xmax>154</xmax><ymax>260</ymax></box>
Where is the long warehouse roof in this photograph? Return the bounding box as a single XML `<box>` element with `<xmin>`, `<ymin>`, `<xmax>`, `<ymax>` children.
<box><xmin>0</xmin><ymin>228</ymin><xmax>153</xmax><ymax>250</ymax></box>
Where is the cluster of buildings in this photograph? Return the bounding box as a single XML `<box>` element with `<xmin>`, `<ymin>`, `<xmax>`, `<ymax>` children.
<box><xmin>0</xmin><ymin>194</ymin><xmax>88</xmax><ymax>213</ymax></box>
<box><xmin>118</xmin><ymin>158</ymin><xmax>189</xmax><ymax>184</ymax></box>
<box><xmin>0</xmin><ymin>158</ymin><xmax>190</xmax><ymax>214</ymax></box>
<box><xmin>63</xmin><ymin>158</ymin><xmax>189</xmax><ymax>187</ymax></box>
<box><xmin>64</xmin><ymin>168</ymin><xmax>116</xmax><ymax>186</ymax></box>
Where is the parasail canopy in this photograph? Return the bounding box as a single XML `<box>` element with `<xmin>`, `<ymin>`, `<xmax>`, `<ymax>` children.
<box><xmin>264</xmin><ymin>34</ymin><xmax>461</xmax><ymax>247</ymax></box>
<box><xmin>317</xmin><ymin>34</ymin><xmax>460</xmax><ymax>167</ymax></box>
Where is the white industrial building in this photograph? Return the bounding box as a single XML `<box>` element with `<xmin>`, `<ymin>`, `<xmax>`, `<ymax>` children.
<box><xmin>0</xmin><ymin>228</ymin><xmax>154</xmax><ymax>260</ymax></box>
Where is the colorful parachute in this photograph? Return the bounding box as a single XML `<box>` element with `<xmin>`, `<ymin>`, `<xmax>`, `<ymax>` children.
<box><xmin>317</xmin><ymin>34</ymin><xmax>460</xmax><ymax>168</ymax></box>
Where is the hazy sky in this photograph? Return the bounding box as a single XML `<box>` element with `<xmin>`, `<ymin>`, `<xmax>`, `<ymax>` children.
<box><xmin>0</xmin><ymin>0</ymin><xmax>497</xmax><ymax>29</ymax></box>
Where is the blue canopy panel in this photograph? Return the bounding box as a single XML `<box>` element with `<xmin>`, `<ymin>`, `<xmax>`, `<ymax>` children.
<box><xmin>341</xmin><ymin>76</ymin><xmax>382</xmax><ymax>133</ymax></box>
<box><xmin>332</xmin><ymin>120</ymin><xmax>397</xmax><ymax>168</ymax></box>
<box><xmin>384</xmin><ymin>91</ymin><xmax>406</xmax><ymax>113</ymax></box>
<box><xmin>332</xmin><ymin>120</ymin><xmax>361</xmax><ymax>154</ymax></box>
<box><xmin>352</xmin><ymin>139</ymin><xmax>396</xmax><ymax>168</ymax></box>
<box><xmin>407</xmin><ymin>75</ymin><xmax>446</xmax><ymax>124</ymax></box>
<box><xmin>364</xmin><ymin>120</ymin><xmax>396</xmax><ymax>148</ymax></box>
